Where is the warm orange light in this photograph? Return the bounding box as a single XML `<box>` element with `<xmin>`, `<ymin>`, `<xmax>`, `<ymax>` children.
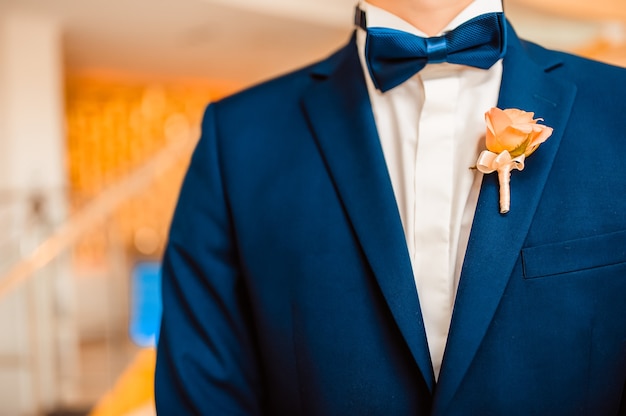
<box><xmin>65</xmin><ymin>77</ymin><xmax>236</xmax><ymax>266</ymax></box>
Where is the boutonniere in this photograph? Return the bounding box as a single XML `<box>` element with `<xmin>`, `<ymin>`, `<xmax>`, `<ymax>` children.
<box><xmin>476</xmin><ymin>108</ymin><xmax>553</xmax><ymax>214</ymax></box>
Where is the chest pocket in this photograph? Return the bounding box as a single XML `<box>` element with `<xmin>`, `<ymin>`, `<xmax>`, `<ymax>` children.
<box><xmin>521</xmin><ymin>229</ymin><xmax>626</xmax><ymax>279</ymax></box>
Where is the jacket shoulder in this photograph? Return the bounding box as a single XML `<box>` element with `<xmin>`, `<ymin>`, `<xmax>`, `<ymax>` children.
<box><xmin>521</xmin><ymin>38</ymin><xmax>626</xmax><ymax>117</ymax></box>
<box><xmin>521</xmin><ymin>38</ymin><xmax>626</xmax><ymax>86</ymax></box>
<box><xmin>215</xmin><ymin>37</ymin><xmax>353</xmax><ymax>115</ymax></box>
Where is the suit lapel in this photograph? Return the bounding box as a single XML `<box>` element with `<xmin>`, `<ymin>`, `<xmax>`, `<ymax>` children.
<box><xmin>301</xmin><ymin>35</ymin><xmax>436</xmax><ymax>391</ymax></box>
<box><xmin>433</xmin><ymin>25</ymin><xmax>578</xmax><ymax>412</ymax></box>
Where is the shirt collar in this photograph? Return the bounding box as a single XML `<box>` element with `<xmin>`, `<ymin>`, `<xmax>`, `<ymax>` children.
<box><xmin>358</xmin><ymin>0</ymin><xmax>504</xmax><ymax>37</ymax></box>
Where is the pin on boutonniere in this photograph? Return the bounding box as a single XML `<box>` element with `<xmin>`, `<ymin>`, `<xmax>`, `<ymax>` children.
<box><xmin>476</xmin><ymin>108</ymin><xmax>553</xmax><ymax>214</ymax></box>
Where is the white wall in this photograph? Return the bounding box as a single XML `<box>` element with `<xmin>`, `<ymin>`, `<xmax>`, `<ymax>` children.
<box><xmin>0</xmin><ymin>11</ymin><xmax>78</xmax><ymax>415</ymax></box>
<box><xmin>0</xmin><ymin>11</ymin><xmax>66</xmax><ymax>193</ymax></box>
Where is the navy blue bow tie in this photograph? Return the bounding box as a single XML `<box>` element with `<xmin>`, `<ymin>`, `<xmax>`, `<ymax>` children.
<box><xmin>355</xmin><ymin>8</ymin><xmax>507</xmax><ymax>92</ymax></box>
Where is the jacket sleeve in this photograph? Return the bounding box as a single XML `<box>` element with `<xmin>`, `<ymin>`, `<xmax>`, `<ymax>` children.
<box><xmin>155</xmin><ymin>104</ymin><xmax>264</xmax><ymax>415</ymax></box>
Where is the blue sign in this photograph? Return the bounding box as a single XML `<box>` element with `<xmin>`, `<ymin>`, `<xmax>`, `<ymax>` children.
<box><xmin>129</xmin><ymin>262</ymin><xmax>162</xmax><ymax>347</ymax></box>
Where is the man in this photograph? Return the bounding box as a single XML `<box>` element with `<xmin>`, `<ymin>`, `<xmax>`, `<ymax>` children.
<box><xmin>155</xmin><ymin>0</ymin><xmax>626</xmax><ymax>414</ymax></box>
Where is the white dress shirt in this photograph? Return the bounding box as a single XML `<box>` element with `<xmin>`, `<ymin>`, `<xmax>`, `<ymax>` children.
<box><xmin>357</xmin><ymin>0</ymin><xmax>503</xmax><ymax>378</ymax></box>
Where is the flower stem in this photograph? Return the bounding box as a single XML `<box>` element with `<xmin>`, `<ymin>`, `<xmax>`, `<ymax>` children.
<box><xmin>497</xmin><ymin>164</ymin><xmax>512</xmax><ymax>214</ymax></box>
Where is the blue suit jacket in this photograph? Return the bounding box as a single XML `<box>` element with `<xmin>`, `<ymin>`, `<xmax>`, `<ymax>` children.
<box><xmin>155</xmin><ymin>24</ymin><xmax>626</xmax><ymax>415</ymax></box>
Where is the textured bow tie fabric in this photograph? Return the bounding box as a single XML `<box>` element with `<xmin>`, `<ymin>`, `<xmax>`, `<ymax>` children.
<box><xmin>356</xmin><ymin>9</ymin><xmax>507</xmax><ymax>92</ymax></box>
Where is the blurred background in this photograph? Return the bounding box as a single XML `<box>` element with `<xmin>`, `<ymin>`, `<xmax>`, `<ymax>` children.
<box><xmin>0</xmin><ymin>0</ymin><xmax>624</xmax><ymax>414</ymax></box>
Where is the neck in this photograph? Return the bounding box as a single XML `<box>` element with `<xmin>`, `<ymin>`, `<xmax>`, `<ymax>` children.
<box><xmin>366</xmin><ymin>0</ymin><xmax>475</xmax><ymax>35</ymax></box>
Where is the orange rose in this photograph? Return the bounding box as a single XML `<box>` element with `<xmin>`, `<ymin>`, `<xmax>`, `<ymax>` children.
<box><xmin>478</xmin><ymin>107</ymin><xmax>554</xmax><ymax>214</ymax></box>
<box><xmin>485</xmin><ymin>108</ymin><xmax>553</xmax><ymax>158</ymax></box>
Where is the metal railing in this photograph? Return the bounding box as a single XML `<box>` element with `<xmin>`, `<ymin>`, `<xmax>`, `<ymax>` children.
<box><xmin>0</xmin><ymin>130</ymin><xmax>196</xmax><ymax>415</ymax></box>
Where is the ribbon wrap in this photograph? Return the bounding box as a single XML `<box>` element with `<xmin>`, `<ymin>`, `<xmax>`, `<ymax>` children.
<box><xmin>476</xmin><ymin>150</ymin><xmax>526</xmax><ymax>214</ymax></box>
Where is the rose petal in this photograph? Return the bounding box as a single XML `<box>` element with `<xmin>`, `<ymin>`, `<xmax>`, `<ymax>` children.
<box><xmin>484</xmin><ymin>107</ymin><xmax>553</xmax><ymax>158</ymax></box>
<box><xmin>535</xmin><ymin>126</ymin><xmax>553</xmax><ymax>144</ymax></box>
<box><xmin>509</xmin><ymin>123</ymin><xmax>536</xmax><ymax>134</ymax></box>
<box><xmin>525</xmin><ymin>126</ymin><xmax>553</xmax><ymax>156</ymax></box>
<box><xmin>509</xmin><ymin>136</ymin><xmax>532</xmax><ymax>157</ymax></box>
<box><xmin>497</xmin><ymin>125</ymin><xmax>529</xmax><ymax>150</ymax></box>
<box><xmin>486</xmin><ymin>107</ymin><xmax>513</xmax><ymax>136</ymax></box>
<box><xmin>504</xmin><ymin>108</ymin><xmax>535</xmax><ymax>124</ymax></box>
